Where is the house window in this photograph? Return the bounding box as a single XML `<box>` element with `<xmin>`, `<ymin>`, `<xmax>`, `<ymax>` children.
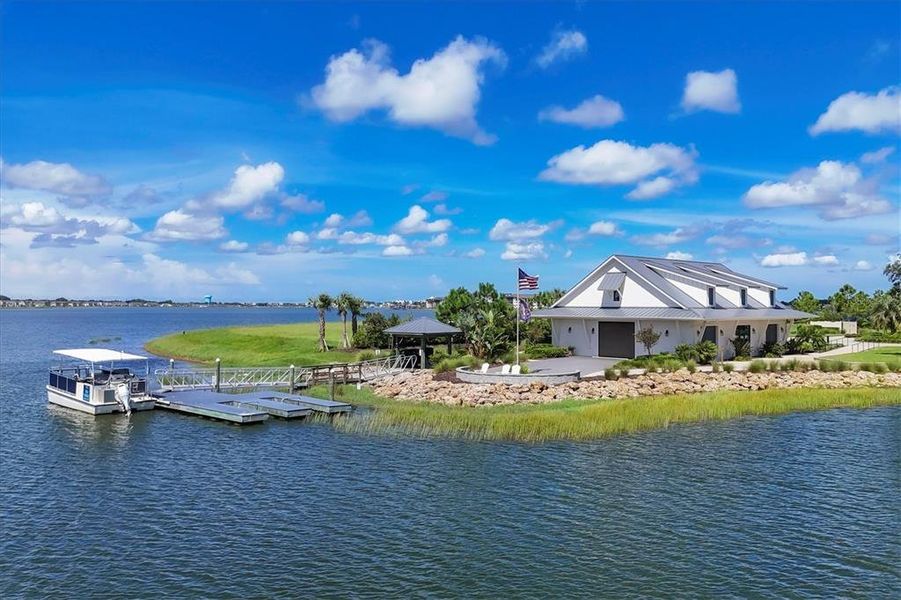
<box><xmin>613</xmin><ymin>290</ymin><xmax>621</xmax><ymax>302</ymax></box>
<box><xmin>769</xmin><ymin>290</ymin><xmax>775</xmax><ymax>306</ymax></box>
<box><xmin>707</xmin><ymin>287</ymin><xmax>715</xmax><ymax>307</ymax></box>
<box><xmin>740</xmin><ymin>289</ymin><xmax>747</xmax><ymax>306</ymax></box>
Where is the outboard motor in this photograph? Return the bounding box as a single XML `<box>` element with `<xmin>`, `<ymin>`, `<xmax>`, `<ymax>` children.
<box><xmin>115</xmin><ymin>383</ymin><xmax>132</xmax><ymax>415</ymax></box>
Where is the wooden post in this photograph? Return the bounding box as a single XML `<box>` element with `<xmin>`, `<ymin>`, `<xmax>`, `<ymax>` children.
<box><xmin>328</xmin><ymin>369</ymin><xmax>335</xmax><ymax>401</ymax></box>
<box><xmin>358</xmin><ymin>363</ymin><xmax>363</xmax><ymax>382</ymax></box>
<box><xmin>343</xmin><ymin>364</ymin><xmax>348</xmax><ymax>384</ymax></box>
<box><xmin>215</xmin><ymin>358</ymin><xmax>221</xmax><ymax>392</ymax></box>
<box><xmin>420</xmin><ymin>335</ymin><xmax>426</xmax><ymax>369</ymax></box>
<box><xmin>290</xmin><ymin>364</ymin><xmax>296</xmax><ymax>393</ymax></box>
<box><xmin>447</xmin><ymin>335</ymin><xmax>453</xmax><ymax>355</ymax></box>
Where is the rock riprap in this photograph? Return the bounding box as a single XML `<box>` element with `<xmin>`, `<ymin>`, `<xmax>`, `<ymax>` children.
<box><xmin>368</xmin><ymin>369</ymin><xmax>901</xmax><ymax>407</ymax></box>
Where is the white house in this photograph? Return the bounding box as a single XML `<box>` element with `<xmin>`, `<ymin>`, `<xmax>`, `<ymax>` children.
<box><xmin>532</xmin><ymin>255</ymin><xmax>816</xmax><ymax>359</ymax></box>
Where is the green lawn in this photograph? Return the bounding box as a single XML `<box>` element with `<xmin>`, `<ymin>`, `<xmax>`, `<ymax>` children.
<box><xmin>835</xmin><ymin>346</ymin><xmax>901</xmax><ymax>363</ymax></box>
<box><xmin>145</xmin><ymin>321</ymin><xmax>364</xmax><ymax>366</ymax></box>
<box><xmin>312</xmin><ymin>385</ymin><xmax>901</xmax><ymax>442</ymax></box>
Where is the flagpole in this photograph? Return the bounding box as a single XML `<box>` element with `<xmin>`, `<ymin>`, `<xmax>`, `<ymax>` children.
<box><xmin>516</xmin><ymin>267</ymin><xmax>520</xmax><ymax>366</ymax></box>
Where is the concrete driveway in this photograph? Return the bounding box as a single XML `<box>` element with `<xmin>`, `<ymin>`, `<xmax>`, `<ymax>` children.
<box><xmin>526</xmin><ymin>356</ymin><xmax>621</xmax><ymax>377</ymax></box>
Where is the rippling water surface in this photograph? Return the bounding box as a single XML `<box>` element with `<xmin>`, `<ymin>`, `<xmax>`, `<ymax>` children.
<box><xmin>1</xmin><ymin>308</ymin><xmax>898</xmax><ymax>598</ymax></box>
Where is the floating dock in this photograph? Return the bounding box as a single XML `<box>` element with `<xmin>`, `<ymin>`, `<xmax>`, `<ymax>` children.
<box><xmin>154</xmin><ymin>390</ymin><xmax>352</xmax><ymax>424</ymax></box>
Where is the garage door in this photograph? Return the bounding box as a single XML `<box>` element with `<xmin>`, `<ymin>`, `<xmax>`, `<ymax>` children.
<box><xmin>597</xmin><ymin>321</ymin><xmax>635</xmax><ymax>358</ymax></box>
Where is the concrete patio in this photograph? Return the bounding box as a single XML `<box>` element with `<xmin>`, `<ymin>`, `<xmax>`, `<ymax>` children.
<box><xmin>526</xmin><ymin>356</ymin><xmax>620</xmax><ymax>377</ymax></box>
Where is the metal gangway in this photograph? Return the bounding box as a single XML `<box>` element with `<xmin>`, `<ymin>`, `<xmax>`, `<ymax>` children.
<box><xmin>155</xmin><ymin>354</ymin><xmax>417</xmax><ymax>392</ymax></box>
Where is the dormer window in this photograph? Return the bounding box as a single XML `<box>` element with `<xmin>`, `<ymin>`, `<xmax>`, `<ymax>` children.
<box><xmin>740</xmin><ymin>289</ymin><xmax>748</xmax><ymax>306</ymax></box>
<box><xmin>769</xmin><ymin>290</ymin><xmax>775</xmax><ymax>306</ymax></box>
<box><xmin>707</xmin><ymin>287</ymin><xmax>715</xmax><ymax>307</ymax></box>
<box><xmin>613</xmin><ymin>290</ymin><xmax>621</xmax><ymax>302</ymax></box>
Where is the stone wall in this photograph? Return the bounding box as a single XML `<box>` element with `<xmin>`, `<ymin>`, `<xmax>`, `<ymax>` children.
<box><xmin>455</xmin><ymin>367</ymin><xmax>580</xmax><ymax>386</ymax></box>
<box><xmin>369</xmin><ymin>369</ymin><xmax>901</xmax><ymax>407</ymax></box>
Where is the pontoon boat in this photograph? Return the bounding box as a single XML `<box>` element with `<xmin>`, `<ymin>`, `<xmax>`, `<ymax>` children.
<box><xmin>47</xmin><ymin>349</ymin><xmax>156</xmax><ymax>415</ymax></box>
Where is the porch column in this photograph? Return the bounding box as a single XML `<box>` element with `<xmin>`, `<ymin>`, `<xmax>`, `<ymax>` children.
<box><xmin>420</xmin><ymin>335</ymin><xmax>427</xmax><ymax>369</ymax></box>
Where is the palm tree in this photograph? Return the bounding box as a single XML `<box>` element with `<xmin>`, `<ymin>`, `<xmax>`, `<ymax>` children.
<box><xmin>871</xmin><ymin>292</ymin><xmax>901</xmax><ymax>332</ymax></box>
<box><xmin>335</xmin><ymin>292</ymin><xmax>354</xmax><ymax>349</ymax></box>
<box><xmin>309</xmin><ymin>293</ymin><xmax>333</xmax><ymax>352</ymax></box>
<box><xmin>348</xmin><ymin>295</ymin><xmax>364</xmax><ymax>337</ymax></box>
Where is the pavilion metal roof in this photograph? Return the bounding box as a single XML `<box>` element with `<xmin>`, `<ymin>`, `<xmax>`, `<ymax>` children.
<box><xmin>383</xmin><ymin>317</ymin><xmax>461</xmax><ymax>336</ymax></box>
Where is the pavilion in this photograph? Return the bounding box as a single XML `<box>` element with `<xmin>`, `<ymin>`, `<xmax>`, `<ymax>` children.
<box><xmin>384</xmin><ymin>317</ymin><xmax>462</xmax><ymax>368</ymax></box>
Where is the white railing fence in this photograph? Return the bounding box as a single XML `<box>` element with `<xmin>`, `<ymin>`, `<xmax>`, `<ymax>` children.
<box><xmin>155</xmin><ymin>354</ymin><xmax>417</xmax><ymax>391</ymax></box>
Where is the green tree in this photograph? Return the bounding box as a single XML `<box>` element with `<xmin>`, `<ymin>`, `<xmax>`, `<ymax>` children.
<box><xmin>460</xmin><ymin>308</ymin><xmax>509</xmax><ymax>359</ymax></box>
<box><xmin>792</xmin><ymin>291</ymin><xmax>821</xmax><ymax>315</ymax></box>
<box><xmin>435</xmin><ymin>283</ymin><xmax>515</xmax><ymax>356</ymax></box>
<box><xmin>353</xmin><ymin>312</ymin><xmax>403</xmax><ymax>349</ymax></box>
<box><xmin>871</xmin><ymin>291</ymin><xmax>901</xmax><ymax>332</ymax></box>
<box><xmin>635</xmin><ymin>326</ymin><xmax>661</xmax><ymax>356</ymax></box>
<box><xmin>348</xmin><ymin>295</ymin><xmax>364</xmax><ymax>336</ymax></box>
<box><xmin>884</xmin><ymin>254</ymin><xmax>901</xmax><ymax>292</ymax></box>
<box><xmin>335</xmin><ymin>292</ymin><xmax>354</xmax><ymax>349</ymax></box>
<box><xmin>309</xmin><ymin>293</ymin><xmax>333</xmax><ymax>352</ymax></box>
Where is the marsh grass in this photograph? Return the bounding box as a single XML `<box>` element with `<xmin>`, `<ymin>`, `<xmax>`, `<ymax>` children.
<box><xmin>314</xmin><ymin>385</ymin><xmax>901</xmax><ymax>443</ymax></box>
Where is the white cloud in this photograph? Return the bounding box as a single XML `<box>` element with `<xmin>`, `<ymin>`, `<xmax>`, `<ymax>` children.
<box><xmin>538</xmin><ymin>95</ymin><xmax>624</xmax><ymax>128</ymax></box>
<box><xmin>148</xmin><ymin>209</ymin><xmax>227</xmax><ymax>241</ymax></box>
<box><xmin>681</xmin><ymin>69</ymin><xmax>741</xmax><ymax>114</ymax></box>
<box><xmin>665</xmin><ymin>251</ymin><xmax>693</xmax><ymax>260</ymax></box>
<box><xmin>285</xmin><ymin>231</ymin><xmax>310</xmax><ymax>246</ymax></box>
<box><xmin>860</xmin><ymin>146</ymin><xmax>896</xmax><ymax>164</ymax></box>
<box><xmin>535</xmin><ymin>29</ymin><xmax>587</xmax><ymax>69</ymax></box>
<box><xmin>433</xmin><ymin>203</ymin><xmax>462</xmax><ymax>216</ymax></box>
<box><xmin>311</xmin><ymin>36</ymin><xmax>505</xmax><ymax>144</ymax></box>
<box><xmin>539</xmin><ymin>139</ymin><xmax>698</xmax><ymax>199</ymax></box>
<box><xmin>219</xmin><ymin>240</ymin><xmax>249</xmax><ymax>253</ymax></box>
<box><xmin>424</xmin><ymin>232</ymin><xmax>448</xmax><ymax>247</ymax></box>
<box><xmin>631</xmin><ymin>225</ymin><xmax>701</xmax><ymax>247</ymax></box>
<box><xmin>760</xmin><ymin>251</ymin><xmax>808</xmax><ymax>267</ymax></box>
<box><xmin>316</xmin><ymin>227</ymin><xmax>339</xmax><ymax>240</ymax></box>
<box><xmin>489</xmin><ymin>218</ymin><xmax>558</xmax><ymax>241</ymax></box>
<box><xmin>0</xmin><ymin>158</ymin><xmax>111</xmax><ymax>205</ymax></box>
<box><xmin>338</xmin><ymin>231</ymin><xmax>405</xmax><ymax>246</ymax></box>
<box><xmin>588</xmin><ymin>220</ymin><xmax>620</xmax><ymax>236</ymax></box>
<box><xmin>201</xmin><ymin>162</ymin><xmax>284</xmax><ymax>211</ymax></box>
<box><xmin>393</xmin><ymin>205</ymin><xmax>451</xmax><ymax>234</ymax></box>
<box><xmin>809</xmin><ymin>86</ymin><xmax>901</xmax><ymax>135</ymax></box>
<box><xmin>281</xmin><ymin>193</ymin><xmax>325</xmax><ymax>214</ymax></box>
<box><xmin>854</xmin><ymin>260</ymin><xmax>874</xmax><ymax>271</ymax></box>
<box><xmin>0</xmin><ymin>201</ymin><xmax>139</xmax><ymax>247</ymax></box>
<box><xmin>743</xmin><ymin>159</ymin><xmax>892</xmax><ymax>219</ymax></box>
<box><xmin>428</xmin><ymin>274</ymin><xmax>444</xmax><ymax>288</ymax></box>
<box><xmin>501</xmin><ymin>241</ymin><xmax>547</xmax><ymax>261</ymax></box>
<box><xmin>812</xmin><ymin>254</ymin><xmax>839</xmax><ymax>266</ymax></box>
<box><xmin>324</xmin><ymin>213</ymin><xmax>344</xmax><ymax>227</ymax></box>
<box><xmin>464</xmin><ymin>248</ymin><xmax>485</xmax><ymax>258</ymax></box>
<box><xmin>420</xmin><ymin>190</ymin><xmax>448</xmax><ymax>202</ymax></box>
<box><xmin>383</xmin><ymin>244</ymin><xmax>413</xmax><ymax>257</ymax></box>
<box><xmin>626</xmin><ymin>176</ymin><xmax>678</xmax><ymax>200</ymax></box>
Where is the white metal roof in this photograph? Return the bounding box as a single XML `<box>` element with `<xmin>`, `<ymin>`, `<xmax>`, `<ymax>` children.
<box><xmin>52</xmin><ymin>349</ymin><xmax>148</xmax><ymax>362</ymax></box>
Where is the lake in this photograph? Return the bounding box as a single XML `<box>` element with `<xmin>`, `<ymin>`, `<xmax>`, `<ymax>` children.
<box><xmin>1</xmin><ymin>307</ymin><xmax>898</xmax><ymax>598</ymax></box>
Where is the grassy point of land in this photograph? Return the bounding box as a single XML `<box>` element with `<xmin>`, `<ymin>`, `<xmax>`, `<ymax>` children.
<box><xmin>832</xmin><ymin>346</ymin><xmax>901</xmax><ymax>363</ymax></box>
<box><xmin>145</xmin><ymin>322</ymin><xmax>363</xmax><ymax>366</ymax></box>
<box><xmin>312</xmin><ymin>385</ymin><xmax>901</xmax><ymax>443</ymax></box>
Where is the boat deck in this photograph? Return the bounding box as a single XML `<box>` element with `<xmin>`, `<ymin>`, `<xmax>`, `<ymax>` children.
<box><xmin>155</xmin><ymin>390</ymin><xmax>351</xmax><ymax>424</ymax></box>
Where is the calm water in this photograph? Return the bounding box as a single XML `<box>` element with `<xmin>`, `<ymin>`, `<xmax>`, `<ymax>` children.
<box><xmin>1</xmin><ymin>308</ymin><xmax>898</xmax><ymax>598</ymax></box>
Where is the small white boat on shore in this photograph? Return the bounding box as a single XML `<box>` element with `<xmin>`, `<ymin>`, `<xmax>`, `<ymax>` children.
<box><xmin>47</xmin><ymin>349</ymin><xmax>156</xmax><ymax>415</ymax></box>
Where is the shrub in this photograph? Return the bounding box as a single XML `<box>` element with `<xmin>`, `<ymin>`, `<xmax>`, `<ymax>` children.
<box><xmin>433</xmin><ymin>355</ymin><xmax>480</xmax><ymax>373</ymax></box>
<box><xmin>779</xmin><ymin>359</ymin><xmax>800</xmax><ymax>372</ymax></box>
<box><xmin>819</xmin><ymin>360</ymin><xmax>850</xmax><ymax>372</ymax></box>
<box><xmin>604</xmin><ymin>367</ymin><xmax>619</xmax><ymax>381</ymax></box>
<box><xmin>722</xmin><ymin>363</ymin><xmax>735</xmax><ymax>373</ymax></box>
<box><xmin>519</xmin><ymin>364</ymin><xmax>530</xmax><ymax>374</ymax></box>
<box><xmin>760</xmin><ymin>341</ymin><xmax>785</xmax><ymax>358</ymax></box>
<box><xmin>859</xmin><ymin>362</ymin><xmax>888</xmax><ymax>374</ymax></box>
<box><xmin>695</xmin><ymin>341</ymin><xmax>719</xmax><ymax>364</ymax></box>
<box><xmin>684</xmin><ymin>360</ymin><xmax>697</xmax><ymax>373</ymax></box>
<box><xmin>859</xmin><ymin>329</ymin><xmax>901</xmax><ymax>343</ymax></box>
<box><xmin>734</xmin><ymin>355</ymin><xmax>751</xmax><ymax>362</ymax></box>
<box><xmin>353</xmin><ymin>312</ymin><xmax>403</xmax><ymax>349</ymax></box>
<box><xmin>886</xmin><ymin>360</ymin><xmax>901</xmax><ymax>373</ymax></box>
<box><xmin>711</xmin><ymin>361</ymin><xmax>722</xmax><ymax>373</ymax></box>
<box><xmin>787</xmin><ymin>324</ymin><xmax>831</xmax><ymax>354</ymax></box>
<box><xmin>749</xmin><ymin>359</ymin><xmax>768</xmax><ymax>373</ymax></box>
<box><xmin>635</xmin><ymin>326</ymin><xmax>662</xmax><ymax>356</ymax></box>
<box><xmin>357</xmin><ymin>350</ymin><xmax>377</xmax><ymax>361</ymax></box>
<box><xmin>659</xmin><ymin>358</ymin><xmax>684</xmax><ymax>373</ymax></box>
<box><xmin>674</xmin><ymin>343</ymin><xmax>697</xmax><ymax>362</ymax></box>
<box><xmin>523</xmin><ymin>343</ymin><xmax>570</xmax><ymax>359</ymax></box>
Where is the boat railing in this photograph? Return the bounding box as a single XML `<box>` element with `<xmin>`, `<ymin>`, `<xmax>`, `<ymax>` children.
<box><xmin>154</xmin><ymin>353</ymin><xmax>417</xmax><ymax>391</ymax></box>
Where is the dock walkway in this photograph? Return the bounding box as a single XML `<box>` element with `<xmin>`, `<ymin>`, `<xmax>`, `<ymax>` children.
<box><xmin>155</xmin><ymin>390</ymin><xmax>352</xmax><ymax>424</ymax></box>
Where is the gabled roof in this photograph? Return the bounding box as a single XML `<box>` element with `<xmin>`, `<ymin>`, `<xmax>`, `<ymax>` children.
<box><xmin>384</xmin><ymin>317</ymin><xmax>461</xmax><ymax>336</ymax></box>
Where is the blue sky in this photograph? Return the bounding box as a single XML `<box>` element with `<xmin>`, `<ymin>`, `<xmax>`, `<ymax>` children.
<box><xmin>1</xmin><ymin>1</ymin><xmax>898</xmax><ymax>301</ymax></box>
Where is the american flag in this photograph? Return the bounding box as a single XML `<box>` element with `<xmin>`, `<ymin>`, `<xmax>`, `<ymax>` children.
<box><xmin>518</xmin><ymin>268</ymin><xmax>539</xmax><ymax>290</ymax></box>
